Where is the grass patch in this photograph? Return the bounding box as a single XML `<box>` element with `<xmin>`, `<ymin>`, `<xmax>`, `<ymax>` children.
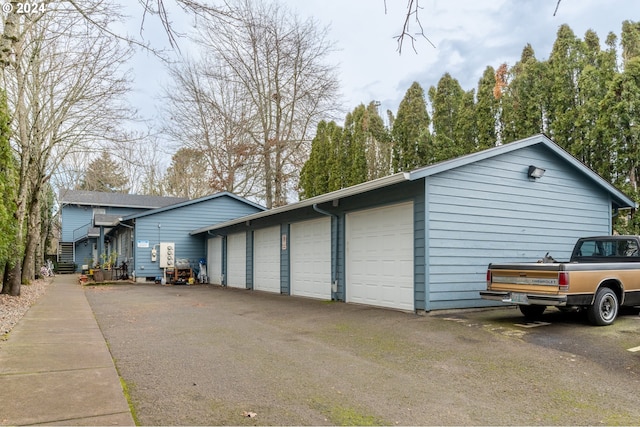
<box><xmin>327</xmin><ymin>405</ymin><xmax>386</xmax><ymax>426</ymax></box>
<box><xmin>119</xmin><ymin>377</ymin><xmax>140</xmax><ymax>426</ymax></box>
<box><xmin>310</xmin><ymin>397</ymin><xmax>388</xmax><ymax>426</ymax></box>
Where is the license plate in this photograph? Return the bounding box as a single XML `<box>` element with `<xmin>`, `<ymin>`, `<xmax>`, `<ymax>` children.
<box><xmin>509</xmin><ymin>292</ymin><xmax>529</xmax><ymax>304</ymax></box>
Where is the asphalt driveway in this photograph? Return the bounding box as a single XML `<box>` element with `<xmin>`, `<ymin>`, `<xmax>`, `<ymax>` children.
<box><xmin>85</xmin><ymin>283</ymin><xmax>640</xmax><ymax>426</ymax></box>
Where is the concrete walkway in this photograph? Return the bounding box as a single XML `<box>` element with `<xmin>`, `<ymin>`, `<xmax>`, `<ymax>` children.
<box><xmin>0</xmin><ymin>275</ymin><xmax>134</xmax><ymax>426</ymax></box>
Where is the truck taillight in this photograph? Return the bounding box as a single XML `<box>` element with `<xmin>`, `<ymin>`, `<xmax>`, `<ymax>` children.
<box><xmin>558</xmin><ymin>271</ymin><xmax>569</xmax><ymax>291</ymax></box>
<box><xmin>486</xmin><ymin>269</ymin><xmax>492</xmax><ymax>286</ymax></box>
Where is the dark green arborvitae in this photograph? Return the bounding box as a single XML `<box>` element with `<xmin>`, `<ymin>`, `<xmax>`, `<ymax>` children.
<box><xmin>428</xmin><ymin>73</ymin><xmax>473</xmax><ymax>163</ymax></box>
<box><xmin>475</xmin><ymin>66</ymin><xmax>499</xmax><ymax>151</ymax></box>
<box><xmin>500</xmin><ymin>44</ymin><xmax>547</xmax><ymax>143</ymax></box>
<box><xmin>392</xmin><ymin>82</ymin><xmax>430</xmax><ymax>172</ymax></box>
<box><xmin>299</xmin><ymin>120</ymin><xmax>344</xmax><ymax>199</ymax></box>
<box><xmin>0</xmin><ymin>90</ymin><xmax>18</xmax><ymax>284</ymax></box>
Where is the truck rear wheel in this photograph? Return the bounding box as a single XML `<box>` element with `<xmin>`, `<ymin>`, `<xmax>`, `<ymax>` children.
<box><xmin>587</xmin><ymin>287</ymin><xmax>618</xmax><ymax>326</ymax></box>
<box><xmin>519</xmin><ymin>304</ymin><xmax>546</xmax><ymax>320</ymax></box>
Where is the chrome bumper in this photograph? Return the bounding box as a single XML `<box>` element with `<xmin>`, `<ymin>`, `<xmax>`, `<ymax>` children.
<box><xmin>480</xmin><ymin>291</ymin><xmax>567</xmax><ymax>306</ymax></box>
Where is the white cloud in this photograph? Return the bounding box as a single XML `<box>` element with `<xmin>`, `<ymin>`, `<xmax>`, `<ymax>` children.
<box><xmin>124</xmin><ymin>0</ymin><xmax>639</xmax><ymax>127</ymax></box>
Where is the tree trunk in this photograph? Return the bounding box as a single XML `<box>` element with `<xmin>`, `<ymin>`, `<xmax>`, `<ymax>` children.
<box><xmin>22</xmin><ymin>194</ymin><xmax>42</xmax><ymax>282</ymax></box>
<box><xmin>0</xmin><ymin>261</ymin><xmax>6</xmax><ymax>294</ymax></box>
<box><xmin>7</xmin><ymin>262</ymin><xmax>21</xmax><ymax>296</ymax></box>
<box><xmin>263</xmin><ymin>143</ymin><xmax>273</xmax><ymax>209</ymax></box>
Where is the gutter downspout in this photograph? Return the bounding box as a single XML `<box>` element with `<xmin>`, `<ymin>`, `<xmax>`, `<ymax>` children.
<box><xmin>313</xmin><ymin>203</ymin><xmax>339</xmax><ymax>299</ymax></box>
<box><xmin>116</xmin><ymin>221</ymin><xmax>135</xmax><ymax>280</ymax></box>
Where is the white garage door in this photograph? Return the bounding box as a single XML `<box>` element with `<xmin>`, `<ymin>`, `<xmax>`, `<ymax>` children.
<box><xmin>346</xmin><ymin>202</ymin><xmax>414</xmax><ymax>311</ymax></box>
<box><xmin>226</xmin><ymin>232</ymin><xmax>246</xmax><ymax>289</ymax></box>
<box><xmin>253</xmin><ymin>226</ymin><xmax>281</xmax><ymax>293</ymax></box>
<box><xmin>207</xmin><ymin>236</ymin><xmax>223</xmax><ymax>285</ymax></box>
<box><xmin>290</xmin><ymin>218</ymin><xmax>331</xmax><ymax>299</ymax></box>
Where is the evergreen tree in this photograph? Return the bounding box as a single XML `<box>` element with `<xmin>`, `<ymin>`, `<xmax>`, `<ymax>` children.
<box><xmin>621</xmin><ymin>20</ymin><xmax>640</xmax><ymax>64</ymax></box>
<box><xmin>546</xmin><ymin>24</ymin><xmax>584</xmax><ymax>150</ymax></box>
<box><xmin>475</xmin><ymin>66</ymin><xmax>499</xmax><ymax>150</ymax></box>
<box><xmin>164</xmin><ymin>147</ymin><xmax>212</xmax><ymax>198</ymax></box>
<box><xmin>392</xmin><ymin>82</ymin><xmax>430</xmax><ymax>171</ymax></box>
<box><xmin>428</xmin><ymin>73</ymin><xmax>469</xmax><ymax>162</ymax></box>
<box><xmin>77</xmin><ymin>151</ymin><xmax>129</xmax><ymax>193</ymax></box>
<box><xmin>500</xmin><ymin>44</ymin><xmax>546</xmax><ymax>143</ymax></box>
<box><xmin>600</xmin><ymin>57</ymin><xmax>640</xmax><ymax>193</ymax></box>
<box><xmin>456</xmin><ymin>89</ymin><xmax>477</xmax><ymax>153</ymax></box>
<box><xmin>0</xmin><ymin>90</ymin><xmax>18</xmax><ymax>291</ymax></box>
<box><xmin>342</xmin><ymin>106</ymin><xmax>369</xmax><ymax>186</ymax></box>
<box><xmin>362</xmin><ymin>102</ymin><xmax>392</xmax><ymax>180</ymax></box>
<box><xmin>574</xmin><ymin>31</ymin><xmax>619</xmax><ymax>179</ymax></box>
<box><xmin>327</xmin><ymin>121</ymin><xmax>346</xmax><ymax>192</ymax></box>
<box><xmin>299</xmin><ymin>120</ymin><xmax>338</xmax><ymax>199</ymax></box>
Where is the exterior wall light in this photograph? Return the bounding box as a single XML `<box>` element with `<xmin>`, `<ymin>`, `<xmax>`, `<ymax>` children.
<box><xmin>528</xmin><ymin>165</ymin><xmax>546</xmax><ymax>179</ymax></box>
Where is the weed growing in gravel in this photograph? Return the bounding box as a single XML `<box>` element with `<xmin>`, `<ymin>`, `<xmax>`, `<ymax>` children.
<box><xmin>119</xmin><ymin>377</ymin><xmax>140</xmax><ymax>426</ymax></box>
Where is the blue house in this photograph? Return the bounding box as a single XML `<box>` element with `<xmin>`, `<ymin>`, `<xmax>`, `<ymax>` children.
<box><xmin>110</xmin><ymin>192</ymin><xmax>265</xmax><ymax>282</ymax></box>
<box><xmin>58</xmin><ymin>190</ymin><xmax>265</xmax><ymax>281</ymax></box>
<box><xmin>190</xmin><ymin>135</ymin><xmax>636</xmax><ymax>311</ymax></box>
<box><xmin>59</xmin><ymin>190</ymin><xmax>188</xmax><ymax>272</ymax></box>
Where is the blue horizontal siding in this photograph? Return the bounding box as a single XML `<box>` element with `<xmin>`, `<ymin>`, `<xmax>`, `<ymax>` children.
<box><xmin>426</xmin><ymin>145</ymin><xmax>612</xmax><ymax>310</ymax></box>
<box><xmin>133</xmin><ymin>196</ymin><xmax>262</xmax><ymax>279</ymax></box>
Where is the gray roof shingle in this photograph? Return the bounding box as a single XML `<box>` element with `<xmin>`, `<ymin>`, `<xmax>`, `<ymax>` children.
<box><xmin>59</xmin><ymin>189</ymin><xmax>188</xmax><ymax>209</ymax></box>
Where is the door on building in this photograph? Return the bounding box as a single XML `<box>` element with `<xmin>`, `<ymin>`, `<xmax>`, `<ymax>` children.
<box><xmin>346</xmin><ymin>202</ymin><xmax>414</xmax><ymax>311</ymax></box>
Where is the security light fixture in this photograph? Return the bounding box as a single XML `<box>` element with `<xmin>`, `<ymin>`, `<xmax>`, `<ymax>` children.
<box><xmin>528</xmin><ymin>165</ymin><xmax>546</xmax><ymax>179</ymax></box>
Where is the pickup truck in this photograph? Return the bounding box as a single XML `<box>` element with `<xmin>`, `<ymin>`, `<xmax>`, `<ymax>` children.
<box><xmin>480</xmin><ymin>235</ymin><xmax>640</xmax><ymax>326</ymax></box>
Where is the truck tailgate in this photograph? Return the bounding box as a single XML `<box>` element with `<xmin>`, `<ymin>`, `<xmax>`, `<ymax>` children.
<box><xmin>482</xmin><ymin>263</ymin><xmax>567</xmax><ymax>305</ymax></box>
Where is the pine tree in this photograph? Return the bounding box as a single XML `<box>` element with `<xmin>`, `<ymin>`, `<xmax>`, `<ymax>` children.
<box><xmin>392</xmin><ymin>82</ymin><xmax>430</xmax><ymax>171</ymax></box>
<box><xmin>164</xmin><ymin>147</ymin><xmax>212</xmax><ymax>198</ymax></box>
<box><xmin>77</xmin><ymin>151</ymin><xmax>129</xmax><ymax>193</ymax></box>
<box><xmin>342</xmin><ymin>106</ymin><xmax>369</xmax><ymax>187</ymax></box>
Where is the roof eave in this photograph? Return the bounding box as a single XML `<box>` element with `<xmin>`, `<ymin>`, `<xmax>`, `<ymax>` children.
<box><xmin>190</xmin><ymin>173</ymin><xmax>410</xmax><ymax>235</ymax></box>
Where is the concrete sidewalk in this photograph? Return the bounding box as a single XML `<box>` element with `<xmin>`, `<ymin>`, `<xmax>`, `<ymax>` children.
<box><xmin>0</xmin><ymin>275</ymin><xmax>134</xmax><ymax>426</ymax></box>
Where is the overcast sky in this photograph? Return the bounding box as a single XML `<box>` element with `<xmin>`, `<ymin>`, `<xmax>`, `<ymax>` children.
<box><xmin>126</xmin><ymin>0</ymin><xmax>638</xmax><ymax>132</ymax></box>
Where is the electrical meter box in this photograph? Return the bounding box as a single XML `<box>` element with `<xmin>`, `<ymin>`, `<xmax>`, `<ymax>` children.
<box><xmin>159</xmin><ymin>242</ymin><xmax>175</xmax><ymax>268</ymax></box>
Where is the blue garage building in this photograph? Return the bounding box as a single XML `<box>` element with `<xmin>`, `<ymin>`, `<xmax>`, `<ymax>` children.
<box><xmin>191</xmin><ymin>135</ymin><xmax>636</xmax><ymax>312</ymax></box>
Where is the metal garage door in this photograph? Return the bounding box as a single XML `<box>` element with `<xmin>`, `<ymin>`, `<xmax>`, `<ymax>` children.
<box><xmin>346</xmin><ymin>202</ymin><xmax>414</xmax><ymax>311</ymax></box>
<box><xmin>207</xmin><ymin>236</ymin><xmax>223</xmax><ymax>285</ymax></box>
<box><xmin>253</xmin><ymin>226</ymin><xmax>281</xmax><ymax>293</ymax></box>
<box><xmin>226</xmin><ymin>232</ymin><xmax>246</xmax><ymax>289</ymax></box>
<box><xmin>290</xmin><ymin>218</ymin><xmax>331</xmax><ymax>299</ymax></box>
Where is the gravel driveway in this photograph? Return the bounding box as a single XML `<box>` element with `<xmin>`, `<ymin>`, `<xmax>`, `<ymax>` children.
<box><xmin>86</xmin><ymin>283</ymin><xmax>640</xmax><ymax>426</ymax></box>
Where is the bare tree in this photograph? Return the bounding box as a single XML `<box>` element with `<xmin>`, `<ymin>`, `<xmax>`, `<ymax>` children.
<box><xmin>163</xmin><ymin>57</ymin><xmax>260</xmax><ymax>199</ymax></box>
<box><xmin>194</xmin><ymin>0</ymin><xmax>341</xmax><ymax>208</ymax></box>
<box><xmin>1</xmin><ymin>3</ymin><xmax>133</xmax><ymax>292</ymax></box>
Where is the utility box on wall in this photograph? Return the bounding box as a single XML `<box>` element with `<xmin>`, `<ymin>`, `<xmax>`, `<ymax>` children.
<box><xmin>159</xmin><ymin>242</ymin><xmax>175</xmax><ymax>268</ymax></box>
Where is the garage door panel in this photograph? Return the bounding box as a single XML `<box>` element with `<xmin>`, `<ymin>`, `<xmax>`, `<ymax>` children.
<box><xmin>227</xmin><ymin>232</ymin><xmax>246</xmax><ymax>289</ymax></box>
<box><xmin>207</xmin><ymin>237</ymin><xmax>223</xmax><ymax>285</ymax></box>
<box><xmin>346</xmin><ymin>202</ymin><xmax>414</xmax><ymax>311</ymax></box>
<box><xmin>254</xmin><ymin>226</ymin><xmax>281</xmax><ymax>293</ymax></box>
<box><xmin>290</xmin><ymin>218</ymin><xmax>331</xmax><ymax>300</ymax></box>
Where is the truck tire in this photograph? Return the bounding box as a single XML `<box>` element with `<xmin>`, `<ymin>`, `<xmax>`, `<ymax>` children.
<box><xmin>519</xmin><ymin>304</ymin><xmax>546</xmax><ymax>319</ymax></box>
<box><xmin>587</xmin><ymin>287</ymin><xmax>618</xmax><ymax>326</ymax></box>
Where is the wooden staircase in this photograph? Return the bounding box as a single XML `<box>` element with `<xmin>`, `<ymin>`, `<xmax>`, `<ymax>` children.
<box><xmin>57</xmin><ymin>242</ymin><xmax>76</xmax><ymax>274</ymax></box>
